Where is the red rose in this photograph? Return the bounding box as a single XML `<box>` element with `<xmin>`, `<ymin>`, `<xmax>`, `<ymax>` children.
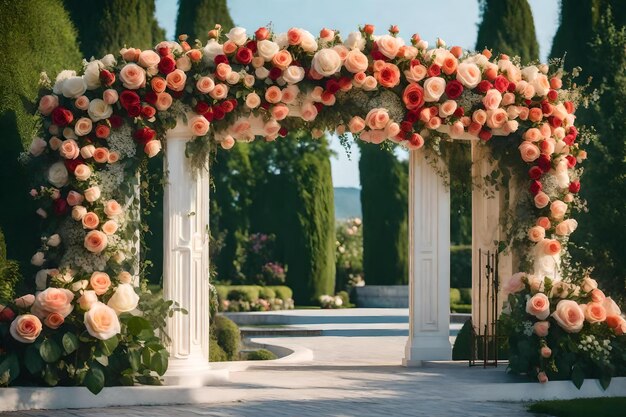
<box><xmin>141</xmin><ymin>105</ymin><xmax>156</xmax><ymax>119</ymax></box>
<box><xmin>541</xmin><ymin>100</ymin><xmax>552</xmax><ymax>114</ymax></box>
<box><xmin>214</xmin><ymin>55</ymin><xmax>229</xmax><ymax>66</ymax></box>
<box><xmin>568</xmin><ymin>126</ymin><xmax>578</xmax><ymax>137</ymax></box>
<box><xmin>321</xmin><ymin>90</ymin><xmax>334</xmax><ymax>103</ymax></box>
<box><xmin>371</xmin><ymin>49</ymin><xmax>385</xmax><ymax>61</ymax></box>
<box><xmin>99</xmin><ymin>69</ymin><xmax>116</xmax><ymax>86</ymax></box>
<box><xmin>338</xmin><ymin>76</ymin><xmax>352</xmax><ymax>89</ymax></box>
<box><xmin>269</xmin><ymin>67</ymin><xmax>282</xmax><ymax>80</ymax></box>
<box><xmin>363</xmin><ymin>24</ymin><xmax>375</xmax><ymax>35</ymax></box>
<box><xmin>246</xmin><ymin>40</ymin><xmax>258</xmax><ymax>53</ymax></box>
<box><xmin>95</xmin><ymin>124</ymin><xmax>110</xmax><ymax>139</ymax></box>
<box><xmin>158</xmin><ymin>56</ymin><xmax>176</xmax><ymax>74</ymax></box>
<box><xmin>119</xmin><ymin>90</ymin><xmax>140</xmax><ymax>109</ymax></box>
<box><xmin>507</xmin><ymin>82</ymin><xmax>516</xmax><ymax>92</ymax></box>
<box><xmin>549</xmin><ymin>116</ymin><xmax>562</xmax><ymax>128</ymax></box>
<box><xmin>563</xmin><ymin>134</ymin><xmax>575</xmax><ymax>146</ymax></box>
<box><xmin>565</xmin><ymin>155</ymin><xmax>577</xmax><ymax>168</ymax></box>
<box><xmin>221</xmin><ymin>100</ymin><xmax>235</xmax><ymax>113</ymax></box>
<box><xmin>427</xmin><ymin>64</ymin><xmax>441</xmax><ymax>77</ymax></box>
<box><xmin>453</xmin><ymin>107</ymin><xmax>465</xmax><ymax>117</ymax></box>
<box><xmin>479</xmin><ymin>129</ymin><xmax>492</xmax><ymax>141</ymax></box>
<box><xmin>133</xmin><ymin>127</ymin><xmax>156</xmax><ymax>145</ymax></box>
<box><xmin>64</xmin><ymin>157</ymin><xmax>83</xmax><ymax>173</ymax></box>
<box><xmin>144</xmin><ymin>91</ymin><xmax>158</xmax><ymax>105</ymax></box>
<box><xmin>547</xmin><ymin>89</ymin><xmax>558</xmax><ymax>101</ymax></box>
<box><xmin>326</xmin><ymin>79</ymin><xmax>340</xmax><ymax>94</ymax></box>
<box><xmin>157</xmin><ymin>46</ymin><xmax>170</xmax><ymax>57</ymax></box>
<box><xmin>255</xmin><ymin>27</ymin><xmax>269</xmax><ymax>40</ymax></box>
<box><xmin>476</xmin><ymin>80</ymin><xmax>492</xmax><ymax>93</ymax></box>
<box><xmin>445</xmin><ymin>80</ymin><xmax>464</xmax><ymax>100</ymax></box>
<box><xmin>203</xmin><ymin>106</ymin><xmax>214</xmax><ymax>122</ymax></box>
<box><xmin>109</xmin><ymin>115</ymin><xmax>123</xmax><ymax>129</ymax></box>
<box><xmin>405</xmin><ymin>110</ymin><xmax>419</xmax><ymax>123</ymax></box>
<box><xmin>195</xmin><ymin>101</ymin><xmax>210</xmax><ymax>115</ymax></box>
<box><xmin>564</xmin><ymin>101</ymin><xmax>575</xmax><ymax>114</ymax></box>
<box><xmin>494</xmin><ymin>75</ymin><xmax>509</xmax><ymax>93</ymax></box>
<box><xmin>235</xmin><ymin>47</ymin><xmax>253</xmax><ymax>65</ymax></box>
<box><xmin>313</xmin><ymin>102</ymin><xmax>324</xmax><ymax>112</ymax></box>
<box><xmin>529</xmin><ymin>166</ymin><xmax>543</xmax><ymax>180</ymax></box>
<box><xmin>228</xmin><ymin>98</ymin><xmax>238</xmax><ymax>110</ymax></box>
<box><xmin>569</xmin><ymin>180</ymin><xmax>580</xmax><ymax>193</ymax></box>
<box><xmin>213</xmin><ymin>106</ymin><xmax>226</xmax><ymax>120</ymax></box>
<box><xmin>400</xmin><ymin>121</ymin><xmax>413</xmax><ymax>132</ymax></box>
<box><xmin>0</xmin><ymin>306</ymin><xmax>15</xmax><ymax>322</ymax></box>
<box><xmin>537</xmin><ymin>155</ymin><xmax>552</xmax><ymax>173</ymax></box>
<box><xmin>402</xmin><ymin>83</ymin><xmax>425</xmax><ymax>110</ymax></box>
<box><xmin>278</xmin><ymin>127</ymin><xmax>288</xmax><ymax>137</ymax></box>
<box><xmin>530</xmin><ymin>180</ymin><xmax>542</xmax><ymax>195</ymax></box>
<box><xmin>53</xmin><ymin>198</ymin><xmax>69</xmax><ymax>216</ymax></box>
<box><xmin>51</xmin><ymin>107</ymin><xmax>73</xmax><ymax>126</ymax></box>
<box><xmin>127</xmin><ymin>103</ymin><xmax>141</xmax><ymax>117</ymax></box>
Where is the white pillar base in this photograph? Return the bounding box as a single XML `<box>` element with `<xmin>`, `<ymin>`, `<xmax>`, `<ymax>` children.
<box><xmin>164</xmin><ymin>350</ymin><xmax>229</xmax><ymax>387</ymax></box>
<box><xmin>403</xmin><ymin>150</ymin><xmax>452</xmax><ymax>366</ymax></box>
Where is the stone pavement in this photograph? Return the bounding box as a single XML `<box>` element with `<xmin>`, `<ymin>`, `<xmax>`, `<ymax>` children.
<box><xmin>1</xmin><ymin>335</ymin><xmax>538</xmax><ymax>417</ymax></box>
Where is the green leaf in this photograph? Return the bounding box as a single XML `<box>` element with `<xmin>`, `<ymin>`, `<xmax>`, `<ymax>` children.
<box><xmin>141</xmin><ymin>347</ymin><xmax>152</xmax><ymax>367</ymax></box>
<box><xmin>126</xmin><ymin>316</ymin><xmax>151</xmax><ymax>336</ymax></box>
<box><xmin>0</xmin><ymin>353</ymin><xmax>20</xmax><ymax>383</ymax></box>
<box><xmin>571</xmin><ymin>365</ymin><xmax>585</xmax><ymax>389</ymax></box>
<box><xmin>84</xmin><ymin>366</ymin><xmax>105</xmax><ymax>395</ymax></box>
<box><xmin>24</xmin><ymin>345</ymin><xmax>44</xmax><ymax>375</ymax></box>
<box><xmin>40</xmin><ymin>338</ymin><xmax>62</xmax><ymax>363</ymax></box>
<box><xmin>128</xmin><ymin>349</ymin><xmax>140</xmax><ymax>371</ymax></box>
<box><xmin>42</xmin><ymin>364</ymin><xmax>59</xmax><ymax>386</ymax></box>
<box><xmin>62</xmin><ymin>332</ymin><xmax>79</xmax><ymax>354</ymax></box>
<box><xmin>100</xmin><ymin>335</ymin><xmax>119</xmax><ymax>356</ymax></box>
<box><xmin>150</xmin><ymin>350</ymin><xmax>168</xmax><ymax>376</ymax></box>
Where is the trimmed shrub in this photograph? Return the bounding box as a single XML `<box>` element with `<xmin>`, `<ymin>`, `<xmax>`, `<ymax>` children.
<box><xmin>450</xmin><ymin>288</ymin><xmax>461</xmax><ymax>305</ymax></box>
<box><xmin>246</xmin><ymin>349</ymin><xmax>277</xmax><ymax>361</ymax></box>
<box><xmin>452</xmin><ymin>319</ymin><xmax>473</xmax><ymax>360</ymax></box>
<box><xmin>227</xmin><ymin>287</ymin><xmax>260</xmax><ymax>303</ymax></box>
<box><xmin>258</xmin><ymin>287</ymin><xmax>276</xmax><ymax>300</ymax></box>
<box><xmin>451</xmin><ymin>304</ymin><xmax>472</xmax><ymax>314</ymax></box>
<box><xmin>213</xmin><ymin>315</ymin><xmax>240</xmax><ymax>361</ymax></box>
<box><xmin>459</xmin><ymin>288</ymin><xmax>472</xmax><ymax>304</ymax></box>
<box><xmin>209</xmin><ymin>337</ymin><xmax>228</xmax><ymax>362</ymax></box>
<box><xmin>267</xmin><ymin>286</ymin><xmax>293</xmax><ymax>301</ymax></box>
<box><xmin>337</xmin><ymin>290</ymin><xmax>351</xmax><ymax>308</ymax></box>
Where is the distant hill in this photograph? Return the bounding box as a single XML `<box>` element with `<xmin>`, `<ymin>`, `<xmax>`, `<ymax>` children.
<box><xmin>334</xmin><ymin>187</ymin><xmax>362</xmax><ymax>220</ymax></box>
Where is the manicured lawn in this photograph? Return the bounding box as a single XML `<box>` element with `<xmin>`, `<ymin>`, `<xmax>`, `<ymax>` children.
<box><xmin>528</xmin><ymin>397</ymin><xmax>626</xmax><ymax>417</ymax></box>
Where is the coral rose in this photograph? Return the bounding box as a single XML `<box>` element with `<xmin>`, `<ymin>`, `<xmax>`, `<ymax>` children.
<box><xmin>552</xmin><ymin>300</ymin><xmax>584</xmax><ymax>333</ymax></box>
<box><xmin>84</xmin><ymin>230</ymin><xmax>108</xmax><ymax>253</ymax></box>
<box><xmin>375</xmin><ymin>63</ymin><xmax>401</xmax><ymax>88</ymax></box>
<box><xmin>189</xmin><ymin>115</ymin><xmax>210</xmax><ymax>136</ymax></box>
<box><xmin>82</xmin><ymin>212</ymin><xmax>100</xmax><ymax>229</ymax></box>
<box><xmin>119</xmin><ymin>63</ymin><xmax>146</xmax><ymax>89</ymax></box>
<box><xmin>10</xmin><ymin>314</ymin><xmax>42</xmax><ymax>343</ymax></box>
<box><xmin>166</xmin><ymin>69</ymin><xmax>187</xmax><ymax>91</ymax></box>
<box><xmin>402</xmin><ymin>83</ymin><xmax>425</xmax><ymax>110</ymax></box>
<box><xmin>533</xmin><ymin>321</ymin><xmax>550</xmax><ymax>337</ymax></box>
<box><xmin>90</xmin><ymin>271</ymin><xmax>111</xmax><ymax>295</ymax></box>
<box><xmin>584</xmin><ymin>302</ymin><xmax>607</xmax><ymax>323</ymax></box>
<box><xmin>526</xmin><ymin>293</ymin><xmax>550</xmax><ymax>320</ymax></box>
<box><xmin>32</xmin><ymin>288</ymin><xmax>74</xmax><ymax>318</ymax></box>
<box><xmin>365</xmin><ymin>108</ymin><xmax>390</xmax><ymax>130</ymax></box>
<box><xmin>44</xmin><ymin>312</ymin><xmax>64</xmax><ymax>329</ymax></box>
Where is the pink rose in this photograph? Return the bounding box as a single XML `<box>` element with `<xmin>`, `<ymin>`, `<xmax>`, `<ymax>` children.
<box><xmin>603</xmin><ymin>297</ymin><xmax>621</xmax><ymax>316</ymax></box>
<box><xmin>196</xmin><ymin>76</ymin><xmax>215</xmax><ymax>94</ymax></box>
<box><xmin>71</xmin><ymin>205</ymin><xmax>87</xmax><ymax>220</ymax></box>
<box><xmin>265</xmin><ymin>86</ymin><xmax>282</xmax><ymax>104</ymax></box>
<box><xmin>60</xmin><ymin>139</ymin><xmax>80</xmax><ymax>160</ymax></box>
<box><xmin>119</xmin><ymin>63</ymin><xmax>146</xmax><ymax>89</ymax></box>
<box><xmin>93</xmin><ymin>147</ymin><xmax>109</xmax><ymax>164</ymax></box>
<box><xmin>84</xmin><ymin>186</ymin><xmax>101</xmax><ymax>203</ymax></box>
<box><xmin>534</xmin><ymin>192</ymin><xmax>550</xmax><ymax>209</ymax></box>
<box><xmin>590</xmin><ymin>289</ymin><xmax>606</xmax><ymax>303</ymax></box>
<box><xmin>503</xmin><ymin>272</ymin><xmax>526</xmax><ymax>295</ymax></box>
<box><xmin>66</xmin><ymin>191</ymin><xmax>84</xmax><ymax>207</ymax></box>
<box><xmin>344</xmin><ymin>49</ymin><xmax>369</xmax><ymax>73</ymax></box>
<box><xmin>9</xmin><ymin>314</ymin><xmax>42</xmax><ymax>343</ymax></box>
<box><xmin>78</xmin><ymin>290</ymin><xmax>98</xmax><ymax>310</ymax></box>
<box><xmin>81</xmin><ymin>212</ymin><xmax>99</xmax><ymax>229</ymax></box>
<box><xmin>209</xmin><ymin>83</ymin><xmax>228</xmax><ymax>100</ymax></box>
<box><xmin>102</xmin><ymin>220</ymin><xmax>119</xmax><ymax>235</ymax></box>
<box><xmin>537</xmin><ymin>217</ymin><xmax>551</xmax><ymax>229</ymax></box>
<box><xmin>542</xmin><ymin>238</ymin><xmax>561</xmax><ymax>256</ymax></box>
<box><xmin>84</xmin><ymin>230</ymin><xmax>108</xmax><ymax>253</ymax></box>
<box><xmin>31</xmin><ymin>288</ymin><xmax>74</xmax><ymax>319</ymax></box>
<box><xmin>526</xmin><ymin>293</ymin><xmax>550</xmax><ymax>320</ymax></box>
<box><xmin>376</xmin><ymin>35</ymin><xmax>401</xmax><ymax>59</ymax></box>
<box><xmin>537</xmin><ymin>372</ymin><xmax>548</xmax><ymax>384</ymax></box>
<box><xmin>75</xmin><ymin>95</ymin><xmax>90</xmax><ymax>110</ymax></box>
<box><xmin>365</xmin><ymin>108</ymin><xmax>390</xmax><ymax>130</ymax></box>
<box><xmin>439</xmin><ymin>100</ymin><xmax>457</xmax><ymax>118</ymax></box>
<box><xmin>423</xmin><ymin>77</ymin><xmax>446</xmax><ymax>102</ymax></box>
<box><xmin>44</xmin><ymin>312</ymin><xmax>64</xmax><ymax>329</ymax></box>
<box><xmin>555</xmin><ymin>219</ymin><xmax>578</xmax><ymax>236</ymax></box>
<box><xmin>166</xmin><ymin>69</ymin><xmax>187</xmax><ymax>91</ymax></box>
<box><xmin>404</xmin><ymin>64</ymin><xmax>427</xmax><ymax>83</ymax></box>
<box><xmin>103</xmin><ymin>89</ymin><xmax>119</xmax><ymax>105</ymax></box>
<box><xmin>189</xmin><ymin>115</ymin><xmax>210</xmax><ymax>136</ymax></box>
<box><xmin>581</xmin><ymin>277</ymin><xmax>598</xmax><ymax>293</ymax></box>
<box><xmin>584</xmin><ymin>302</ymin><xmax>607</xmax><ymax>323</ymax></box>
<box><xmin>533</xmin><ymin>321</ymin><xmax>550</xmax><ymax>337</ymax></box>
<box><xmin>84</xmin><ymin>302</ymin><xmax>121</xmax><ymax>340</ymax></box>
<box><xmin>90</xmin><ymin>271</ymin><xmax>111</xmax><ymax>295</ymax></box>
<box><xmin>138</xmin><ymin>50</ymin><xmax>160</xmax><ymax>68</ymax></box>
<box><xmin>519</xmin><ymin>141</ymin><xmax>540</xmax><ymax>162</ymax></box>
<box><xmin>550</xmin><ymin>200</ymin><xmax>567</xmax><ymax>220</ymax></box>
<box><xmin>155</xmin><ymin>92</ymin><xmax>173</xmax><ymax>111</ymax></box>
<box><xmin>472</xmin><ymin>109</ymin><xmax>487</xmax><ymax>126</ymax></box>
<box><xmin>348</xmin><ymin>116</ymin><xmax>366</xmax><ymax>133</ymax></box>
<box><xmin>14</xmin><ymin>294</ymin><xmax>35</xmax><ymax>309</ymax></box>
<box><xmin>80</xmin><ymin>144</ymin><xmax>96</xmax><ymax>159</ymax></box>
<box><xmin>245</xmin><ymin>92</ymin><xmax>261</xmax><ymax>109</ymax></box>
<box><xmin>528</xmin><ymin>226</ymin><xmax>545</xmax><ymax>242</ymax></box>
<box><xmin>38</xmin><ymin>95</ymin><xmax>59</xmax><ymax>116</ymax></box>
<box><xmin>482</xmin><ymin>89</ymin><xmax>502</xmax><ymax>110</ymax></box>
<box><xmin>271</xmin><ymin>104</ymin><xmax>289</xmax><ymax>120</ymax></box>
<box><xmin>552</xmin><ymin>300</ymin><xmax>584</xmax><ymax>333</ymax></box>
<box><xmin>486</xmin><ymin>109</ymin><xmax>508</xmax><ymax>129</ymax></box>
<box><xmin>74</xmin><ymin>164</ymin><xmax>92</xmax><ymax>181</ymax></box>
<box><xmin>540</xmin><ymin>346</ymin><xmax>552</xmax><ymax>358</ymax></box>
<box><xmin>221</xmin><ymin>135</ymin><xmax>235</xmax><ymax>149</ymax></box>
<box><xmin>144</xmin><ymin>140</ymin><xmax>162</xmax><ymax>158</ymax></box>
<box><xmin>524</xmin><ymin>128</ymin><xmax>542</xmax><ymax>142</ymax></box>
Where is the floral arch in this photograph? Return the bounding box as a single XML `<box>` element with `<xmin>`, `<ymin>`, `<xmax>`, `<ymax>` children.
<box><xmin>1</xmin><ymin>23</ymin><xmax>624</xmax><ymax>393</ymax></box>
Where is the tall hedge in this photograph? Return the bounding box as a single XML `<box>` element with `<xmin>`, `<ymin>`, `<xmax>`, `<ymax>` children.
<box><xmin>551</xmin><ymin>1</ymin><xmax>626</xmax><ymax>300</ymax></box>
<box><xmin>64</xmin><ymin>0</ymin><xmax>165</xmax><ymax>59</ymax></box>
<box><xmin>249</xmin><ymin>133</ymin><xmax>336</xmax><ymax>304</ymax></box>
<box><xmin>358</xmin><ymin>145</ymin><xmax>408</xmax><ymax>285</ymax></box>
<box><xmin>176</xmin><ymin>0</ymin><xmax>234</xmax><ymax>43</ymax></box>
<box><xmin>475</xmin><ymin>0</ymin><xmax>539</xmax><ymax>63</ymax></box>
<box><xmin>0</xmin><ymin>0</ymin><xmax>82</xmax><ymax>270</ymax></box>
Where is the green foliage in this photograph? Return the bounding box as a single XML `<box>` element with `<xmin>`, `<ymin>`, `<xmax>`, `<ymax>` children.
<box><xmin>451</xmin><ymin>245</ymin><xmax>472</xmax><ymax>288</ymax></box>
<box><xmin>336</xmin><ymin>290</ymin><xmax>351</xmax><ymax>308</ymax></box>
<box><xmin>358</xmin><ymin>144</ymin><xmax>408</xmax><ymax>285</ymax></box>
<box><xmin>450</xmin><ymin>288</ymin><xmax>461</xmax><ymax>305</ymax></box>
<box><xmin>258</xmin><ymin>287</ymin><xmax>276</xmax><ymax>300</ymax></box>
<box><xmin>528</xmin><ymin>397</ymin><xmax>626</xmax><ymax>417</ymax></box>
<box><xmin>212</xmin><ymin>315</ymin><xmax>240</xmax><ymax>361</ymax></box>
<box><xmin>267</xmin><ymin>285</ymin><xmax>293</xmax><ymax>301</ymax></box>
<box><xmin>335</xmin><ymin>218</ymin><xmax>364</xmax><ymax>292</ymax></box>
<box><xmin>475</xmin><ymin>0</ymin><xmax>539</xmax><ymax>63</ymax></box>
<box><xmin>216</xmin><ymin>285</ymin><xmax>293</xmax><ymax>302</ymax></box>
<box><xmin>227</xmin><ymin>287</ymin><xmax>259</xmax><ymax>303</ymax></box>
<box><xmin>249</xmin><ymin>132</ymin><xmax>336</xmax><ymax>304</ymax></box>
<box><xmin>176</xmin><ymin>0</ymin><xmax>235</xmax><ymax>43</ymax></box>
<box><xmin>0</xmin><ymin>0</ymin><xmax>81</xmax><ymax>271</ymax></box>
<box><xmin>64</xmin><ymin>0</ymin><xmax>165</xmax><ymax>59</ymax></box>
<box><xmin>446</xmin><ymin>142</ymin><xmax>472</xmax><ymax>246</ymax></box>
<box><xmin>209</xmin><ymin>337</ymin><xmax>227</xmax><ymax>362</ymax></box>
<box><xmin>0</xmin><ymin>229</ymin><xmax>21</xmax><ymax>302</ymax></box>
<box><xmin>452</xmin><ymin>320</ymin><xmax>473</xmax><ymax>360</ymax></box>
<box><xmin>459</xmin><ymin>288</ymin><xmax>472</xmax><ymax>304</ymax></box>
<box><xmin>246</xmin><ymin>349</ymin><xmax>277</xmax><ymax>361</ymax></box>
<box><xmin>450</xmin><ymin>304</ymin><xmax>472</xmax><ymax>314</ymax></box>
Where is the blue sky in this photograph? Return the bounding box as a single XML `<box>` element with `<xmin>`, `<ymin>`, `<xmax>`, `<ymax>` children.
<box><xmin>155</xmin><ymin>0</ymin><xmax>560</xmax><ymax>188</ymax></box>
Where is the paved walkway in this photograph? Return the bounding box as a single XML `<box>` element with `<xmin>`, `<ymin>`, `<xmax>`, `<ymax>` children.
<box><xmin>1</xmin><ymin>310</ymin><xmax>540</xmax><ymax>417</ymax></box>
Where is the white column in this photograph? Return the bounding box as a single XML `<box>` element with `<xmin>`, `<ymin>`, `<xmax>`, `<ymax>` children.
<box><xmin>404</xmin><ymin>150</ymin><xmax>452</xmax><ymax>366</ymax></box>
<box><xmin>470</xmin><ymin>142</ymin><xmax>514</xmax><ymax>333</ymax></box>
<box><xmin>162</xmin><ymin>119</ymin><xmax>228</xmax><ymax>386</ymax></box>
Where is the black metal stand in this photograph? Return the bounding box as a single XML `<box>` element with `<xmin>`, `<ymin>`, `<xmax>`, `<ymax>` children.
<box><xmin>469</xmin><ymin>249</ymin><xmax>500</xmax><ymax>367</ymax></box>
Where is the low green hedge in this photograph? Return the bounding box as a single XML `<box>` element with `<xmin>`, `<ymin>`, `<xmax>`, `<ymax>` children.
<box><xmin>451</xmin><ymin>303</ymin><xmax>472</xmax><ymax>314</ymax></box>
<box><xmin>450</xmin><ymin>288</ymin><xmax>461</xmax><ymax>304</ymax></box>
<box><xmin>215</xmin><ymin>285</ymin><xmax>293</xmax><ymax>302</ymax></box>
<box><xmin>246</xmin><ymin>349</ymin><xmax>277</xmax><ymax>361</ymax></box>
<box><xmin>459</xmin><ymin>288</ymin><xmax>472</xmax><ymax>304</ymax></box>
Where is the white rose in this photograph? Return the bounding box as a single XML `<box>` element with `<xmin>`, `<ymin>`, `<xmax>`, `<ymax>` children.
<box><xmin>107</xmin><ymin>283</ymin><xmax>140</xmax><ymax>314</ymax></box>
<box><xmin>203</xmin><ymin>40</ymin><xmax>224</xmax><ymax>64</ymax></box>
<box><xmin>100</xmin><ymin>54</ymin><xmax>116</xmax><ymax>68</ymax></box>
<box><xmin>71</xmin><ymin>280</ymin><xmax>89</xmax><ymax>292</ymax></box>
<box><xmin>531</xmin><ymin>74</ymin><xmax>550</xmax><ymax>97</ymax></box>
<box><xmin>83</xmin><ymin>60</ymin><xmax>102</xmax><ymax>90</ymax></box>
<box><xmin>376</xmin><ymin>34</ymin><xmax>403</xmax><ymax>59</ymax></box>
<box><xmin>282</xmin><ymin>66</ymin><xmax>305</xmax><ymax>84</ymax></box>
<box><xmin>423</xmin><ymin>77</ymin><xmax>446</xmax><ymax>102</ymax></box>
<box><xmin>257</xmin><ymin>40</ymin><xmax>280</xmax><ymax>61</ymax></box>
<box><xmin>29</xmin><ymin>137</ymin><xmax>47</xmax><ymax>156</ymax></box>
<box><xmin>344</xmin><ymin>31</ymin><xmax>365</xmax><ymax>50</ymax></box>
<box><xmin>255</xmin><ymin>66</ymin><xmax>270</xmax><ymax>79</ymax></box>
<box><xmin>31</xmin><ymin>252</ymin><xmax>45</xmax><ymax>266</ymax></box>
<box><xmin>47</xmin><ymin>162</ymin><xmax>68</xmax><ymax>188</ymax></box>
<box><xmin>273</xmin><ymin>33</ymin><xmax>289</xmax><ymax>48</ymax></box>
<box><xmin>456</xmin><ymin>62</ymin><xmax>481</xmax><ymax>89</ymax></box>
<box><xmin>84</xmin><ymin>302</ymin><xmax>121</xmax><ymax>340</ymax></box>
<box><xmin>62</xmin><ymin>76</ymin><xmax>87</xmax><ymax>98</ymax></box>
<box><xmin>312</xmin><ymin>48</ymin><xmax>342</xmax><ymax>77</ymax></box>
<box><xmin>88</xmin><ymin>98</ymin><xmax>112</xmax><ymax>121</ymax></box>
<box><xmin>52</xmin><ymin>70</ymin><xmax>77</xmax><ymax>95</ymax></box>
<box><xmin>47</xmin><ymin>234</ymin><xmax>61</xmax><ymax>247</ymax></box>
<box><xmin>522</xmin><ymin>66</ymin><xmax>539</xmax><ymax>82</ymax></box>
<box><xmin>226</xmin><ymin>27</ymin><xmax>248</xmax><ymax>46</ymax></box>
<box><xmin>300</xmin><ymin>30</ymin><xmax>318</xmax><ymax>52</ymax></box>
<box><xmin>555</xmin><ymin>160</ymin><xmax>570</xmax><ymax>188</ymax></box>
<box><xmin>35</xmin><ymin>270</ymin><xmax>48</xmax><ymax>290</ymax></box>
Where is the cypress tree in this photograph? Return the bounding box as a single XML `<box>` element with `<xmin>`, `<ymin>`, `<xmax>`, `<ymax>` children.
<box><xmin>358</xmin><ymin>145</ymin><xmax>408</xmax><ymax>285</ymax></box>
<box><xmin>475</xmin><ymin>0</ymin><xmax>539</xmax><ymax>63</ymax></box>
<box><xmin>0</xmin><ymin>0</ymin><xmax>81</xmax><ymax>270</ymax></box>
<box><xmin>64</xmin><ymin>0</ymin><xmax>165</xmax><ymax>59</ymax></box>
<box><xmin>249</xmin><ymin>133</ymin><xmax>336</xmax><ymax>304</ymax></box>
<box><xmin>176</xmin><ymin>0</ymin><xmax>234</xmax><ymax>42</ymax></box>
<box><xmin>551</xmin><ymin>2</ymin><xmax>626</xmax><ymax>300</ymax></box>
